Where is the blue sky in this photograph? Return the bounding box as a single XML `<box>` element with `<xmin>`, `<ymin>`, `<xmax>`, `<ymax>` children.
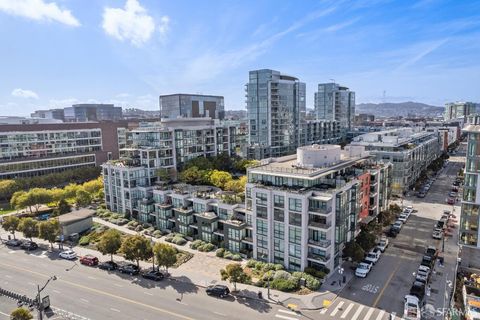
<box><xmin>0</xmin><ymin>0</ymin><xmax>479</xmax><ymax>116</ymax></box>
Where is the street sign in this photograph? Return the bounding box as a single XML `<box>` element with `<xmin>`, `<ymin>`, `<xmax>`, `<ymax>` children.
<box><xmin>60</xmin><ymin>234</ymin><xmax>64</xmax><ymax>242</ymax></box>
<box><xmin>42</xmin><ymin>296</ymin><xmax>50</xmax><ymax>310</ymax></box>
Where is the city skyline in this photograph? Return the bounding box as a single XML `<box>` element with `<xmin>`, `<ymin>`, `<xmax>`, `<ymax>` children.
<box><xmin>1</xmin><ymin>0</ymin><xmax>479</xmax><ymax>116</ymax></box>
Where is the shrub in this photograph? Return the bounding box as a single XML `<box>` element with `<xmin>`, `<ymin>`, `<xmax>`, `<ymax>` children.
<box><xmin>231</xmin><ymin>254</ymin><xmax>242</xmax><ymax>261</ymax></box>
<box><xmin>262</xmin><ymin>270</ymin><xmax>275</xmax><ymax>281</ymax></box>
<box><xmin>190</xmin><ymin>240</ymin><xmax>204</xmax><ymax>250</ymax></box>
<box><xmin>271</xmin><ymin>278</ymin><xmax>298</xmax><ymax>292</ymax></box>
<box><xmin>216</xmin><ymin>248</ymin><xmax>225</xmax><ymax>257</ymax></box>
<box><xmin>291</xmin><ymin>272</ymin><xmax>321</xmax><ymax>291</ymax></box>
<box><xmin>134</xmin><ymin>225</ymin><xmax>143</xmax><ymax>232</ymax></box>
<box><xmin>246</xmin><ymin>259</ymin><xmax>257</xmax><ymax>268</ymax></box>
<box><xmin>78</xmin><ymin>235</ymin><xmax>90</xmax><ymax>246</ymax></box>
<box><xmin>254</xmin><ymin>261</ymin><xmax>265</xmax><ymax>271</ymax></box>
<box><xmin>224</xmin><ymin>251</ymin><xmax>234</xmax><ymax>260</ymax></box>
<box><xmin>262</xmin><ymin>263</ymin><xmax>276</xmax><ymax>272</ymax></box>
<box><xmin>274</xmin><ymin>264</ymin><xmax>284</xmax><ymax>271</ymax></box>
<box><xmin>117</xmin><ymin>219</ymin><xmax>129</xmax><ymax>226</ymax></box>
<box><xmin>173</xmin><ymin>236</ymin><xmax>187</xmax><ymax>246</ymax></box>
<box><xmin>200</xmin><ymin>243</ymin><xmax>215</xmax><ymax>252</ymax></box>
<box><xmin>273</xmin><ymin>270</ymin><xmax>292</xmax><ymax>281</ymax></box>
<box><xmin>152</xmin><ymin>230</ymin><xmax>163</xmax><ymax>238</ymax></box>
<box><xmin>304</xmin><ymin>267</ymin><xmax>326</xmax><ymax>279</ymax></box>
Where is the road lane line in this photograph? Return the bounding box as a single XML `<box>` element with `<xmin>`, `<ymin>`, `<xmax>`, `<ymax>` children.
<box><xmin>87</xmin><ymin>276</ymin><xmax>96</xmax><ymax>280</ymax></box>
<box><xmin>373</xmin><ymin>261</ymin><xmax>402</xmax><ymax>307</ymax></box>
<box><xmin>0</xmin><ymin>310</ymin><xmax>10</xmax><ymax>317</ymax></box>
<box><xmin>340</xmin><ymin>302</ymin><xmax>354</xmax><ymax>318</ymax></box>
<box><xmin>213</xmin><ymin>312</ymin><xmax>226</xmax><ymax>316</ymax></box>
<box><xmin>364</xmin><ymin>307</ymin><xmax>375</xmax><ymax>320</ymax></box>
<box><xmin>143</xmin><ymin>292</ymin><xmax>153</xmax><ymax>296</ymax></box>
<box><xmin>351</xmin><ymin>305</ymin><xmax>364</xmax><ymax>320</ymax></box>
<box><xmin>375</xmin><ymin>310</ymin><xmax>385</xmax><ymax>320</ymax></box>
<box><xmin>275</xmin><ymin>315</ymin><xmax>298</xmax><ymax>320</ymax></box>
<box><xmin>53</xmin><ymin>289</ymin><xmax>61</xmax><ymax>294</ymax></box>
<box><xmin>4</xmin><ymin>275</ymin><xmax>11</xmax><ymax>279</ymax></box>
<box><xmin>113</xmin><ymin>283</ymin><xmax>123</xmax><ymax>287</ymax></box>
<box><xmin>320</xmin><ymin>308</ymin><xmax>328</xmax><ymax>314</ymax></box>
<box><xmin>0</xmin><ymin>261</ymin><xmax>195</xmax><ymax>320</ymax></box>
<box><xmin>330</xmin><ymin>301</ymin><xmax>344</xmax><ymax>316</ymax></box>
<box><xmin>110</xmin><ymin>308</ymin><xmax>120</xmax><ymax>312</ymax></box>
<box><xmin>80</xmin><ymin>298</ymin><xmax>89</xmax><ymax>303</ymax></box>
<box><xmin>278</xmin><ymin>309</ymin><xmax>297</xmax><ymax>316</ymax></box>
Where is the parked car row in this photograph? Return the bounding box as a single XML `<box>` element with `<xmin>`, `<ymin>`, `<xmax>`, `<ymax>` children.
<box><xmin>432</xmin><ymin>210</ymin><xmax>453</xmax><ymax>239</ymax></box>
<box><xmin>355</xmin><ymin>242</ymin><xmax>385</xmax><ymax>278</ymax></box>
<box><xmin>90</xmin><ymin>258</ymin><xmax>165</xmax><ymax>280</ymax></box>
<box><xmin>408</xmin><ymin>246</ymin><xmax>437</xmax><ymax>303</ymax></box>
<box><xmin>416</xmin><ymin>177</ymin><xmax>436</xmax><ymax>198</ymax></box>
<box><xmin>387</xmin><ymin>206</ymin><xmax>413</xmax><ymax>238</ymax></box>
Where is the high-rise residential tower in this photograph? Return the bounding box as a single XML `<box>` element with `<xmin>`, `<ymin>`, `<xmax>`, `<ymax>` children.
<box><xmin>246</xmin><ymin>69</ymin><xmax>306</xmax><ymax>159</ymax></box>
<box><xmin>314</xmin><ymin>83</ymin><xmax>355</xmax><ymax>135</ymax></box>
<box><xmin>444</xmin><ymin>102</ymin><xmax>479</xmax><ymax>121</ymax></box>
<box><xmin>159</xmin><ymin>94</ymin><xmax>225</xmax><ymax>120</ymax></box>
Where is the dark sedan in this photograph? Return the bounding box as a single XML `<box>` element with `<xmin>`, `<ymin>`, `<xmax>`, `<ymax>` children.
<box><xmin>5</xmin><ymin>239</ymin><xmax>23</xmax><ymax>247</ymax></box>
<box><xmin>20</xmin><ymin>241</ymin><xmax>38</xmax><ymax>251</ymax></box>
<box><xmin>141</xmin><ymin>269</ymin><xmax>164</xmax><ymax>281</ymax></box>
<box><xmin>98</xmin><ymin>261</ymin><xmax>118</xmax><ymax>271</ymax></box>
<box><xmin>118</xmin><ymin>263</ymin><xmax>140</xmax><ymax>275</ymax></box>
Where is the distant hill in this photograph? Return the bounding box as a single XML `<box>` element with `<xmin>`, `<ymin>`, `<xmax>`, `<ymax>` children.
<box><xmin>356</xmin><ymin>102</ymin><xmax>444</xmax><ymax>117</ymax></box>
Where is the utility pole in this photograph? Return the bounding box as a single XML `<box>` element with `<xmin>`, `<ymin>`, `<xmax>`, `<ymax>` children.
<box><xmin>36</xmin><ymin>285</ymin><xmax>43</xmax><ymax>320</ymax></box>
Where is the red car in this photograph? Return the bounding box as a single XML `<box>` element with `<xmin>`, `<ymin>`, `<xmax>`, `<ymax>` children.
<box><xmin>80</xmin><ymin>255</ymin><xmax>99</xmax><ymax>266</ymax></box>
<box><xmin>447</xmin><ymin>198</ymin><xmax>455</xmax><ymax>205</ymax></box>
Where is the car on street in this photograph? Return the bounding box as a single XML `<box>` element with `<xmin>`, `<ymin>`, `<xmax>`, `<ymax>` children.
<box><xmin>448</xmin><ymin>191</ymin><xmax>457</xmax><ymax>197</ymax></box>
<box><xmin>387</xmin><ymin>225</ymin><xmax>399</xmax><ymax>237</ymax></box>
<box><xmin>98</xmin><ymin>261</ymin><xmax>117</xmax><ymax>271</ymax></box>
<box><xmin>447</xmin><ymin>197</ymin><xmax>455</xmax><ymax>205</ymax></box>
<box><xmin>141</xmin><ymin>269</ymin><xmax>164</xmax><ymax>281</ymax></box>
<box><xmin>432</xmin><ymin>229</ymin><xmax>443</xmax><ymax>240</ymax></box>
<box><xmin>410</xmin><ymin>281</ymin><xmax>426</xmax><ymax>301</ymax></box>
<box><xmin>403</xmin><ymin>207</ymin><xmax>413</xmax><ymax>214</ymax></box>
<box><xmin>452</xmin><ymin>186</ymin><xmax>459</xmax><ymax>192</ymax></box>
<box><xmin>79</xmin><ymin>255</ymin><xmax>99</xmax><ymax>266</ymax></box>
<box><xmin>393</xmin><ymin>220</ymin><xmax>403</xmax><ymax>230</ymax></box>
<box><xmin>118</xmin><ymin>262</ymin><xmax>140</xmax><ymax>275</ymax></box>
<box><xmin>206</xmin><ymin>285</ymin><xmax>230</xmax><ymax>298</ymax></box>
<box><xmin>59</xmin><ymin>249</ymin><xmax>77</xmax><ymax>260</ymax></box>
<box><xmin>403</xmin><ymin>295</ymin><xmax>421</xmax><ymax>320</ymax></box>
<box><xmin>355</xmin><ymin>262</ymin><xmax>372</xmax><ymax>278</ymax></box>
<box><xmin>365</xmin><ymin>248</ymin><xmax>381</xmax><ymax>265</ymax></box>
<box><xmin>398</xmin><ymin>213</ymin><xmax>408</xmax><ymax>223</ymax></box>
<box><xmin>20</xmin><ymin>241</ymin><xmax>38</xmax><ymax>251</ymax></box>
<box><xmin>417</xmin><ymin>192</ymin><xmax>426</xmax><ymax>198</ymax></box>
<box><xmin>377</xmin><ymin>237</ymin><xmax>389</xmax><ymax>252</ymax></box>
<box><xmin>417</xmin><ymin>266</ymin><xmax>431</xmax><ymax>281</ymax></box>
<box><xmin>5</xmin><ymin>238</ymin><xmax>23</xmax><ymax>247</ymax></box>
<box><xmin>421</xmin><ymin>255</ymin><xmax>434</xmax><ymax>269</ymax></box>
<box><xmin>425</xmin><ymin>246</ymin><xmax>438</xmax><ymax>259</ymax></box>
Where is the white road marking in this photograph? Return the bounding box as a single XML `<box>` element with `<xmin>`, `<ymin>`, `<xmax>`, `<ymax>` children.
<box><xmin>320</xmin><ymin>308</ymin><xmax>328</xmax><ymax>314</ymax></box>
<box><xmin>53</xmin><ymin>289</ymin><xmax>61</xmax><ymax>294</ymax></box>
<box><xmin>351</xmin><ymin>305</ymin><xmax>364</xmax><ymax>320</ymax></box>
<box><xmin>113</xmin><ymin>283</ymin><xmax>123</xmax><ymax>287</ymax></box>
<box><xmin>275</xmin><ymin>315</ymin><xmax>298</xmax><ymax>320</ymax></box>
<box><xmin>213</xmin><ymin>311</ymin><xmax>226</xmax><ymax>316</ymax></box>
<box><xmin>0</xmin><ymin>310</ymin><xmax>10</xmax><ymax>317</ymax></box>
<box><xmin>340</xmin><ymin>302</ymin><xmax>355</xmax><ymax>318</ymax></box>
<box><xmin>364</xmin><ymin>307</ymin><xmax>375</xmax><ymax>320</ymax></box>
<box><xmin>80</xmin><ymin>298</ymin><xmax>89</xmax><ymax>303</ymax></box>
<box><xmin>8</xmin><ymin>251</ymin><xmax>15</xmax><ymax>254</ymax></box>
<box><xmin>28</xmin><ymin>282</ymin><xmax>35</xmax><ymax>286</ymax></box>
<box><xmin>278</xmin><ymin>309</ymin><xmax>297</xmax><ymax>316</ymax></box>
<box><xmin>87</xmin><ymin>276</ymin><xmax>96</xmax><ymax>280</ymax></box>
<box><xmin>4</xmin><ymin>275</ymin><xmax>12</xmax><ymax>279</ymax></box>
<box><xmin>330</xmin><ymin>301</ymin><xmax>344</xmax><ymax>316</ymax></box>
<box><xmin>375</xmin><ymin>310</ymin><xmax>386</xmax><ymax>320</ymax></box>
<box><xmin>110</xmin><ymin>308</ymin><xmax>120</xmax><ymax>312</ymax></box>
<box><xmin>143</xmin><ymin>292</ymin><xmax>153</xmax><ymax>296</ymax></box>
<box><xmin>176</xmin><ymin>301</ymin><xmax>188</xmax><ymax>306</ymax></box>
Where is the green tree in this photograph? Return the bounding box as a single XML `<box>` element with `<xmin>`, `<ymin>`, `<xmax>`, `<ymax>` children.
<box><xmin>343</xmin><ymin>241</ymin><xmax>365</xmax><ymax>262</ymax></box>
<box><xmin>49</xmin><ymin>188</ymin><xmax>66</xmax><ymax>206</ymax></box>
<box><xmin>75</xmin><ymin>188</ymin><xmax>92</xmax><ymax>207</ymax></box>
<box><xmin>179</xmin><ymin>166</ymin><xmax>204</xmax><ymax>185</ymax></box>
<box><xmin>356</xmin><ymin>229</ymin><xmax>377</xmax><ymax>252</ymax></box>
<box><xmin>38</xmin><ymin>219</ymin><xmax>60</xmax><ymax>250</ymax></box>
<box><xmin>0</xmin><ymin>180</ymin><xmax>19</xmax><ymax>201</ymax></box>
<box><xmin>155</xmin><ymin>168</ymin><xmax>171</xmax><ymax>182</ymax></box>
<box><xmin>55</xmin><ymin>199</ymin><xmax>71</xmax><ymax>215</ymax></box>
<box><xmin>10</xmin><ymin>191</ymin><xmax>28</xmax><ymax>212</ymax></box>
<box><xmin>153</xmin><ymin>243</ymin><xmax>177</xmax><ymax>273</ymax></box>
<box><xmin>120</xmin><ymin>235</ymin><xmax>152</xmax><ymax>268</ymax></box>
<box><xmin>30</xmin><ymin>188</ymin><xmax>53</xmax><ymax>213</ymax></box>
<box><xmin>389</xmin><ymin>203</ymin><xmax>402</xmax><ymax>214</ymax></box>
<box><xmin>184</xmin><ymin>157</ymin><xmax>213</xmax><ymax>171</ymax></box>
<box><xmin>63</xmin><ymin>183</ymin><xmax>81</xmax><ymax>200</ymax></box>
<box><xmin>212</xmin><ymin>153</ymin><xmax>234</xmax><ymax>171</ymax></box>
<box><xmin>18</xmin><ymin>218</ymin><xmax>39</xmax><ymax>241</ymax></box>
<box><xmin>209</xmin><ymin>170</ymin><xmax>233</xmax><ymax>189</ymax></box>
<box><xmin>10</xmin><ymin>307</ymin><xmax>33</xmax><ymax>320</ymax></box>
<box><xmin>220</xmin><ymin>263</ymin><xmax>250</xmax><ymax>291</ymax></box>
<box><xmin>1</xmin><ymin>215</ymin><xmax>20</xmax><ymax>239</ymax></box>
<box><xmin>97</xmin><ymin>229</ymin><xmax>122</xmax><ymax>261</ymax></box>
<box><xmin>225</xmin><ymin>176</ymin><xmax>247</xmax><ymax>194</ymax></box>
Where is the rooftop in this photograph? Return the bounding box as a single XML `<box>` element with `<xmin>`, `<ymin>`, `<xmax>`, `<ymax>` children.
<box><xmin>58</xmin><ymin>209</ymin><xmax>94</xmax><ymax>224</ymax></box>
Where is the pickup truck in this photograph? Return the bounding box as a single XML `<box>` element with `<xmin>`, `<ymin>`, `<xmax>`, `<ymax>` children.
<box><xmin>365</xmin><ymin>248</ymin><xmax>381</xmax><ymax>265</ymax></box>
<box><xmin>403</xmin><ymin>295</ymin><xmax>421</xmax><ymax>320</ymax></box>
<box><xmin>377</xmin><ymin>237</ymin><xmax>389</xmax><ymax>252</ymax></box>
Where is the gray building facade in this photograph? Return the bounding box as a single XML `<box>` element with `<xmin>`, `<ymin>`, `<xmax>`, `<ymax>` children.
<box><xmin>159</xmin><ymin>94</ymin><xmax>225</xmax><ymax>120</ymax></box>
<box><xmin>64</xmin><ymin>104</ymin><xmax>123</xmax><ymax>122</ymax></box>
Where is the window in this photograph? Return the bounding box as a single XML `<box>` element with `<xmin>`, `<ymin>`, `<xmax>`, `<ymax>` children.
<box><xmin>256</xmin><ymin>192</ymin><xmax>267</xmax><ymax>205</ymax></box>
<box><xmin>257</xmin><ymin>235</ymin><xmax>268</xmax><ymax>249</ymax></box>
<box><xmin>289</xmin><ymin>198</ymin><xmax>302</xmax><ymax>212</ymax></box>
<box><xmin>256</xmin><ymin>219</ymin><xmax>268</xmax><ymax>235</ymax></box>
<box><xmin>273</xmin><ymin>222</ymin><xmax>284</xmax><ymax>239</ymax></box>
<box><xmin>228</xmin><ymin>228</ymin><xmax>241</xmax><ymax>241</ymax></box>
<box><xmin>256</xmin><ymin>206</ymin><xmax>268</xmax><ymax>218</ymax></box>
<box><xmin>288</xmin><ymin>226</ymin><xmax>301</xmax><ymax>244</ymax></box>
<box><xmin>289</xmin><ymin>212</ymin><xmax>302</xmax><ymax>226</ymax></box>
<box><xmin>289</xmin><ymin>244</ymin><xmax>301</xmax><ymax>258</ymax></box>
<box><xmin>274</xmin><ymin>195</ymin><xmax>284</xmax><ymax>208</ymax></box>
<box><xmin>274</xmin><ymin>239</ymin><xmax>284</xmax><ymax>253</ymax></box>
<box><xmin>274</xmin><ymin>208</ymin><xmax>284</xmax><ymax>221</ymax></box>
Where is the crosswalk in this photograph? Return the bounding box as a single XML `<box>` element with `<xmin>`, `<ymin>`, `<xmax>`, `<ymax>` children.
<box><xmin>274</xmin><ymin>309</ymin><xmax>301</xmax><ymax>320</ymax></box>
<box><xmin>318</xmin><ymin>299</ymin><xmax>396</xmax><ymax>320</ymax></box>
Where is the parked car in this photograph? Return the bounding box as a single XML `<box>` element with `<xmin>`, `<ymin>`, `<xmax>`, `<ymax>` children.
<box><xmin>59</xmin><ymin>249</ymin><xmax>77</xmax><ymax>260</ymax></box>
<box><xmin>206</xmin><ymin>285</ymin><xmax>230</xmax><ymax>298</ymax></box>
<box><xmin>432</xmin><ymin>229</ymin><xmax>443</xmax><ymax>240</ymax></box>
<box><xmin>393</xmin><ymin>220</ymin><xmax>403</xmax><ymax>230</ymax></box>
<box><xmin>141</xmin><ymin>269</ymin><xmax>164</xmax><ymax>281</ymax></box>
<box><xmin>98</xmin><ymin>261</ymin><xmax>118</xmax><ymax>271</ymax></box>
<box><xmin>448</xmin><ymin>191</ymin><xmax>457</xmax><ymax>197</ymax></box>
<box><xmin>403</xmin><ymin>207</ymin><xmax>413</xmax><ymax>215</ymax></box>
<box><xmin>118</xmin><ymin>262</ymin><xmax>140</xmax><ymax>275</ymax></box>
<box><xmin>355</xmin><ymin>262</ymin><xmax>372</xmax><ymax>278</ymax></box>
<box><xmin>452</xmin><ymin>186</ymin><xmax>459</xmax><ymax>192</ymax></box>
<box><xmin>377</xmin><ymin>237</ymin><xmax>389</xmax><ymax>252</ymax></box>
<box><xmin>20</xmin><ymin>241</ymin><xmax>38</xmax><ymax>251</ymax></box>
<box><xmin>410</xmin><ymin>281</ymin><xmax>425</xmax><ymax>301</ymax></box>
<box><xmin>447</xmin><ymin>197</ymin><xmax>455</xmax><ymax>205</ymax></box>
<box><xmin>421</xmin><ymin>255</ymin><xmax>434</xmax><ymax>269</ymax></box>
<box><xmin>425</xmin><ymin>246</ymin><xmax>438</xmax><ymax>259</ymax></box>
<box><xmin>79</xmin><ymin>255</ymin><xmax>99</xmax><ymax>266</ymax></box>
<box><xmin>403</xmin><ymin>295</ymin><xmax>421</xmax><ymax>320</ymax></box>
<box><xmin>417</xmin><ymin>265</ymin><xmax>431</xmax><ymax>282</ymax></box>
<box><xmin>5</xmin><ymin>238</ymin><xmax>23</xmax><ymax>247</ymax></box>
<box><xmin>365</xmin><ymin>248</ymin><xmax>381</xmax><ymax>265</ymax></box>
<box><xmin>417</xmin><ymin>192</ymin><xmax>426</xmax><ymax>198</ymax></box>
<box><xmin>387</xmin><ymin>225</ymin><xmax>399</xmax><ymax>238</ymax></box>
<box><xmin>398</xmin><ymin>213</ymin><xmax>408</xmax><ymax>223</ymax></box>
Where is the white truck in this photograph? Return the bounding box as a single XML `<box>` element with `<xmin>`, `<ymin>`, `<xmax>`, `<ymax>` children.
<box><xmin>403</xmin><ymin>295</ymin><xmax>421</xmax><ymax>320</ymax></box>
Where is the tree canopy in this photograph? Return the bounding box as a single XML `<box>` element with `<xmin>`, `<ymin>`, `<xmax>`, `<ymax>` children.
<box><xmin>153</xmin><ymin>242</ymin><xmax>177</xmax><ymax>272</ymax></box>
<box><xmin>120</xmin><ymin>235</ymin><xmax>152</xmax><ymax>267</ymax></box>
<box><xmin>220</xmin><ymin>263</ymin><xmax>250</xmax><ymax>291</ymax></box>
<box><xmin>38</xmin><ymin>219</ymin><xmax>61</xmax><ymax>250</ymax></box>
<box><xmin>18</xmin><ymin>218</ymin><xmax>39</xmax><ymax>240</ymax></box>
<box><xmin>1</xmin><ymin>215</ymin><xmax>20</xmax><ymax>239</ymax></box>
<box><xmin>97</xmin><ymin>229</ymin><xmax>122</xmax><ymax>261</ymax></box>
<box><xmin>10</xmin><ymin>307</ymin><xmax>33</xmax><ymax>320</ymax></box>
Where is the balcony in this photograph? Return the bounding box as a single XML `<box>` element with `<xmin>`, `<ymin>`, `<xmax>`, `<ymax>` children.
<box><xmin>308</xmin><ymin>220</ymin><xmax>332</xmax><ymax>230</ymax></box>
<box><xmin>308</xmin><ymin>239</ymin><xmax>332</xmax><ymax>248</ymax></box>
<box><xmin>307</xmin><ymin>252</ymin><xmax>331</xmax><ymax>263</ymax></box>
<box><xmin>308</xmin><ymin>207</ymin><xmax>332</xmax><ymax>215</ymax></box>
<box><xmin>242</xmin><ymin>237</ymin><xmax>253</xmax><ymax>244</ymax></box>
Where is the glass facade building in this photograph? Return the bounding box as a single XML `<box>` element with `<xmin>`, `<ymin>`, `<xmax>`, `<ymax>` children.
<box><xmin>159</xmin><ymin>94</ymin><xmax>225</xmax><ymax>120</ymax></box>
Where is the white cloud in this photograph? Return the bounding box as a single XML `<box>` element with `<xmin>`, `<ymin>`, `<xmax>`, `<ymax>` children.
<box><xmin>0</xmin><ymin>0</ymin><xmax>80</xmax><ymax>27</ymax></box>
<box><xmin>102</xmin><ymin>0</ymin><xmax>159</xmax><ymax>46</ymax></box>
<box><xmin>324</xmin><ymin>18</ymin><xmax>360</xmax><ymax>33</ymax></box>
<box><xmin>11</xmin><ymin>88</ymin><xmax>39</xmax><ymax>99</ymax></box>
<box><xmin>158</xmin><ymin>16</ymin><xmax>170</xmax><ymax>36</ymax></box>
<box><xmin>395</xmin><ymin>38</ymin><xmax>450</xmax><ymax>71</ymax></box>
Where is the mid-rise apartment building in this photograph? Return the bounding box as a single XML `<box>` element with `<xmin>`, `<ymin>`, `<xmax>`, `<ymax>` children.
<box><xmin>460</xmin><ymin>118</ymin><xmax>480</xmax><ymax>267</ymax></box>
<box><xmin>349</xmin><ymin>128</ymin><xmax>440</xmax><ymax>194</ymax></box>
<box><xmin>160</xmin><ymin>94</ymin><xmax>225</xmax><ymax>120</ymax></box>
<box><xmin>245</xmin><ymin>145</ymin><xmax>391</xmax><ymax>272</ymax></box>
<box><xmin>444</xmin><ymin>102</ymin><xmax>479</xmax><ymax>121</ymax></box>
<box><xmin>0</xmin><ymin>121</ymin><xmax>130</xmax><ymax>179</ymax></box>
<box><xmin>102</xmin><ymin>118</ymin><xmax>236</xmax><ymax>216</ymax></box>
<box><xmin>315</xmin><ymin>83</ymin><xmax>355</xmax><ymax>135</ymax></box>
<box><xmin>64</xmin><ymin>104</ymin><xmax>123</xmax><ymax>122</ymax></box>
<box><xmin>246</xmin><ymin>69</ymin><xmax>306</xmax><ymax>159</ymax></box>
<box><xmin>31</xmin><ymin>108</ymin><xmax>65</xmax><ymax>121</ymax></box>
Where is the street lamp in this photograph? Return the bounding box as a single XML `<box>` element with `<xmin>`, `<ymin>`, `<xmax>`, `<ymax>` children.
<box><xmin>36</xmin><ymin>275</ymin><xmax>57</xmax><ymax>320</ymax></box>
<box><xmin>261</xmin><ymin>252</ymin><xmax>270</xmax><ymax>300</ymax></box>
<box><xmin>338</xmin><ymin>267</ymin><xmax>345</xmax><ymax>284</ymax></box>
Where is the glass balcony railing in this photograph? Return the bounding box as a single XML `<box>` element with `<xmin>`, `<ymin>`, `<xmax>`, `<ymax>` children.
<box><xmin>308</xmin><ymin>238</ymin><xmax>331</xmax><ymax>248</ymax></box>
